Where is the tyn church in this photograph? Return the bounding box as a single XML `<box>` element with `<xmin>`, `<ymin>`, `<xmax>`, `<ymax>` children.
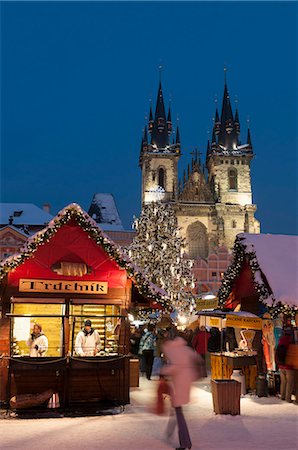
<box><xmin>139</xmin><ymin>78</ymin><xmax>260</xmax><ymax>259</ymax></box>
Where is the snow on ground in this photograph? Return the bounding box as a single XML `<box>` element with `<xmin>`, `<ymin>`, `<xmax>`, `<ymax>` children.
<box><xmin>0</xmin><ymin>377</ymin><xmax>297</xmax><ymax>450</ymax></box>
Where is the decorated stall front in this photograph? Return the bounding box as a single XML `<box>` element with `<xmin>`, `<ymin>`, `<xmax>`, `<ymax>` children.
<box><xmin>0</xmin><ymin>204</ymin><xmax>169</xmax><ymax>409</ymax></box>
<box><xmin>217</xmin><ymin>233</ymin><xmax>298</xmax><ymax>391</ymax></box>
<box><xmin>197</xmin><ymin>310</ymin><xmax>261</xmax><ymax>391</ymax></box>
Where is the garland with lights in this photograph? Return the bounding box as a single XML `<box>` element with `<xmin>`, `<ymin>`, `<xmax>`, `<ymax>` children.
<box><xmin>0</xmin><ymin>203</ymin><xmax>170</xmax><ymax>308</ymax></box>
<box><xmin>218</xmin><ymin>235</ymin><xmax>298</xmax><ymax>317</ymax></box>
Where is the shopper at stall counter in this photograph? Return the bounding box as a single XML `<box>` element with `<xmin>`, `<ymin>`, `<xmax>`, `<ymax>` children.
<box><xmin>75</xmin><ymin>319</ymin><xmax>101</xmax><ymax>356</ymax></box>
<box><xmin>26</xmin><ymin>324</ymin><xmax>48</xmax><ymax>357</ymax></box>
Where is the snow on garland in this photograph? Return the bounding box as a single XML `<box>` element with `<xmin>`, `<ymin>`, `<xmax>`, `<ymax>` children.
<box><xmin>218</xmin><ymin>235</ymin><xmax>297</xmax><ymax>318</ymax></box>
<box><xmin>0</xmin><ymin>203</ymin><xmax>170</xmax><ymax>308</ymax></box>
<box><xmin>218</xmin><ymin>235</ymin><xmax>273</xmax><ymax>308</ymax></box>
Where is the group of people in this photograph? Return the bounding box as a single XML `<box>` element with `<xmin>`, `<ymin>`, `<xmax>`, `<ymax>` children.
<box><xmin>26</xmin><ymin>320</ymin><xmax>102</xmax><ymax>357</ymax></box>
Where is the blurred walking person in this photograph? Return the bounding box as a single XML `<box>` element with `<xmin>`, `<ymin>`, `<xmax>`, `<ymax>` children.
<box><xmin>160</xmin><ymin>333</ymin><xmax>199</xmax><ymax>450</ymax></box>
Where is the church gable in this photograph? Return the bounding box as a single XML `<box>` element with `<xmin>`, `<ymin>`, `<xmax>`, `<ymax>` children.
<box><xmin>179</xmin><ymin>153</ymin><xmax>214</xmax><ymax>203</ymax></box>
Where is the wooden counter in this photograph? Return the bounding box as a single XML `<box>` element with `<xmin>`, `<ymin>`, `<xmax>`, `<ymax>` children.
<box><xmin>8</xmin><ymin>355</ymin><xmax>130</xmax><ymax>408</ymax></box>
<box><xmin>211</xmin><ymin>353</ymin><xmax>257</xmax><ymax>390</ymax></box>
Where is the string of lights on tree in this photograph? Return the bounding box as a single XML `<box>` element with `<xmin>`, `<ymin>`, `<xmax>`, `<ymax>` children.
<box><xmin>128</xmin><ymin>201</ymin><xmax>196</xmax><ymax>318</ymax></box>
<box><xmin>218</xmin><ymin>235</ymin><xmax>297</xmax><ymax>318</ymax></box>
<box><xmin>0</xmin><ymin>204</ymin><xmax>171</xmax><ymax>308</ymax></box>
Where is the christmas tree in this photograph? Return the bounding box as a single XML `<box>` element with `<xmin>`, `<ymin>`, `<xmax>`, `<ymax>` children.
<box><xmin>128</xmin><ymin>202</ymin><xmax>195</xmax><ymax>316</ymax></box>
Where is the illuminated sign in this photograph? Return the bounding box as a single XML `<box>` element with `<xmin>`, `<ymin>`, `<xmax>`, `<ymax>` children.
<box><xmin>226</xmin><ymin>315</ymin><xmax>262</xmax><ymax>330</ymax></box>
<box><xmin>195</xmin><ymin>298</ymin><xmax>219</xmax><ymax>311</ymax></box>
<box><xmin>19</xmin><ymin>279</ymin><xmax>108</xmax><ymax>294</ymax></box>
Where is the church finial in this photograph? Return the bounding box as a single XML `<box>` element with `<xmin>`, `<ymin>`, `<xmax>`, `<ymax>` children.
<box><xmin>247</xmin><ymin>118</ymin><xmax>252</xmax><ymax>148</ymax></box>
<box><xmin>224</xmin><ymin>65</ymin><xmax>227</xmax><ymax>85</ymax></box>
<box><xmin>218</xmin><ymin>70</ymin><xmax>238</xmax><ymax>149</ymax></box>
<box><xmin>148</xmin><ymin>100</ymin><xmax>153</xmax><ymax>133</ymax></box>
<box><xmin>159</xmin><ymin>63</ymin><xmax>163</xmax><ymax>82</ymax></box>
<box><xmin>167</xmin><ymin>106</ymin><xmax>172</xmax><ymax>135</ymax></box>
<box><xmin>175</xmin><ymin>124</ymin><xmax>180</xmax><ymax>145</ymax></box>
<box><xmin>150</xmin><ymin>77</ymin><xmax>169</xmax><ymax>147</ymax></box>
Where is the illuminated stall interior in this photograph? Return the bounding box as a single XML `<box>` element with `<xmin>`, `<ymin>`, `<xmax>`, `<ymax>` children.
<box><xmin>0</xmin><ymin>204</ymin><xmax>168</xmax><ymax>359</ymax></box>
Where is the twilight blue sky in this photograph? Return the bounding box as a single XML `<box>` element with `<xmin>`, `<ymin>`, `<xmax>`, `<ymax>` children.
<box><xmin>1</xmin><ymin>1</ymin><xmax>297</xmax><ymax>234</ymax></box>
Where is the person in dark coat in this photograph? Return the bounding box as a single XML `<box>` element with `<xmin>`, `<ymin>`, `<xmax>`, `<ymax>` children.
<box><xmin>276</xmin><ymin>330</ymin><xmax>295</xmax><ymax>402</ymax></box>
<box><xmin>207</xmin><ymin>327</ymin><xmax>221</xmax><ymax>353</ymax></box>
<box><xmin>192</xmin><ymin>326</ymin><xmax>210</xmax><ymax>360</ymax></box>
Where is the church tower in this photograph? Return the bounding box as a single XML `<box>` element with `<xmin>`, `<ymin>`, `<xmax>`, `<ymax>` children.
<box><xmin>206</xmin><ymin>78</ymin><xmax>260</xmax><ymax>249</ymax></box>
<box><xmin>139</xmin><ymin>73</ymin><xmax>260</xmax><ymax>257</ymax></box>
<box><xmin>139</xmin><ymin>81</ymin><xmax>180</xmax><ymax>204</ymax></box>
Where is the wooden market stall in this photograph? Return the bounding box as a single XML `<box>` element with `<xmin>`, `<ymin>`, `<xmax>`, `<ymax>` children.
<box><xmin>0</xmin><ymin>204</ymin><xmax>168</xmax><ymax>409</ymax></box>
<box><xmin>197</xmin><ymin>310</ymin><xmax>262</xmax><ymax>391</ymax></box>
<box><xmin>217</xmin><ymin>233</ymin><xmax>298</xmax><ymax>381</ymax></box>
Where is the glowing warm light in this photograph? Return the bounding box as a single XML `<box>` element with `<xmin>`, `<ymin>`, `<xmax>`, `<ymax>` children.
<box><xmin>128</xmin><ymin>314</ymin><xmax>134</xmax><ymax>322</ymax></box>
<box><xmin>178</xmin><ymin>314</ymin><xmax>187</xmax><ymax>325</ymax></box>
<box><xmin>201</xmin><ymin>292</ymin><xmax>216</xmax><ymax>300</ymax></box>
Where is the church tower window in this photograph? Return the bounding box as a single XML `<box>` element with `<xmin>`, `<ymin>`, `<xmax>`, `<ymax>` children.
<box><xmin>228</xmin><ymin>168</ymin><xmax>238</xmax><ymax>191</ymax></box>
<box><xmin>158</xmin><ymin>168</ymin><xmax>165</xmax><ymax>189</ymax></box>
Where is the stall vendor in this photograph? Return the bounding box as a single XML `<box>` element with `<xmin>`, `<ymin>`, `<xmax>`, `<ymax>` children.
<box><xmin>75</xmin><ymin>320</ymin><xmax>101</xmax><ymax>356</ymax></box>
<box><xmin>26</xmin><ymin>324</ymin><xmax>49</xmax><ymax>357</ymax></box>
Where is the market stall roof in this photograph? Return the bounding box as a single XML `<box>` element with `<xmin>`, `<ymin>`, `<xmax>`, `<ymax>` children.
<box><xmin>218</xmin><ymin>233</ymin><xmax>298</xmax><ymax>309</ymax></box>
<box><xmin>196</xmin><ymin>310</ymin><xmax>261</xmax><ymax>330</ymax></box>
<box><xmin>0</xmin><ymin>203</ymin><xmax>169</xmax><ymax>306</ymax></box>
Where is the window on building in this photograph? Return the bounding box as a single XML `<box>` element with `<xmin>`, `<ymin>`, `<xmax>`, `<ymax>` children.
<box><xmin>232</xmin><ymin>220</ymin><xmax>237</xmax><ymax>228</ymax></box>
<box><xmin>211</xmin><ymin>272</ymin><xmax>217</xmax><ymax>277</ymax></box>
<box><xmin>186</xmin><ymin>221</ymin><xmax>208</xmax><ymax>259</ymax></box>
<box><xmin>158</xmin><ymin>168</ymin><xmax>165</xmax><ymax>189</ymax></box>
<box><xmin>236</xmin><ymin>160</ymin><xmax>240</xmax><ymax>165</ymax></box>
<box><xmin>228</xmin><ymin>168</ymin><xmax>238</xmax><ymax>191</ymax></box>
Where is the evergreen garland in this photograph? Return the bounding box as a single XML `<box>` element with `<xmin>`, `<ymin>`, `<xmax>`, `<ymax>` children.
<box><xmin>0</xmin><ymin>203</ymin><xmax>170</xmax><ymax>307</ymax></box>
<box><xmin>218</xmin><ymin>235</ymin><xmax>297</xmax><ymax>316</ymax></box>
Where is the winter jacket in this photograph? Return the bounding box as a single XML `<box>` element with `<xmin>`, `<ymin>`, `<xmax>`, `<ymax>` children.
<box><xmin>138</xmin><ymin>331</ymin><xmax>156</xmax><ymax>355</ymax></box>
<box><xmin>26</xmin><ymin>332</ymin><xmax>48</xmax><ymax>357</ymax></box>
<box><xmin>192</xmin><ymin>330</ymin><xmax>210</xmax><ymax>355</ymax></box>
<box><xmin>276</xmin><ymin>334</ymin><xmax>293</xmax><ymax>370</ymax></box>
<box><xmin>75</xmin><ymin>329</ymin><xmax>101</xmax><ymax>356</ymax></box>
<box><xmin>160</xmin><ymin>336</ymin><xmax>198</xmax><ymax>407</ymax></box>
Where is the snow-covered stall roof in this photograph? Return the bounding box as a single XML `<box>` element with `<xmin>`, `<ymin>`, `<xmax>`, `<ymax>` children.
<box><xmin>0</xmin><ymin>203</ymin><xmax>53</xmax><ymax>226</ymax></box>
<box><xmin>239</xmin><ymin>233</ymin><xmax>298</xmax><ymax>307</ymax></box>
<box><xmin>0</xmin><ymin>203</ymin><xmax>168</xmax><ymax>306</ymax></box>
<box><xmin>219</xmin><ymin>233</ymin><xmax>298</xmax><ymax>309</ymax></box>
<box><xmin>88</xmin><ymin>194</ymin><xmax>124</xmax><ymax>231</ymax></box>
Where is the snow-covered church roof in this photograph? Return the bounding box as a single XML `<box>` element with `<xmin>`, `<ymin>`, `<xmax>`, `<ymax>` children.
<box><xmin>88</xmin><ymin>194</ymin><xmax>124</xmax><ymax>231</ymax></box>
<box><xmin>0</xmin><ymin>203</ymin><xmax>53</xmax><ymax>226</ymax></box>
<box><xmin>229</xmin><ymin>233</ymin><xmax>298</xmax><ymax>308</ymax></box>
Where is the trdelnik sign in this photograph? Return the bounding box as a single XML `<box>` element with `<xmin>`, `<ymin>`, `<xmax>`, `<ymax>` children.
<box><xmin>19</xmin><ymin>279</ymin><xmax>108</xmax><ymax>294</ymax></box>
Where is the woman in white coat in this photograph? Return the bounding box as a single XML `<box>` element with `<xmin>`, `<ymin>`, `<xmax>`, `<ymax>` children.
<box><xmin>75</xmin><ymin>319</ymin><xmax>101</xmax><ymax>357</ymax></box>
<box><xmin>27</xmin><ymin>324</ymin><xmax>48</xmax><ymax>357</ymax></box>
<box><xmin>160</xmin><ymin>333</ymin><xmax>198</xmax><ymax>450</ymax></box>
